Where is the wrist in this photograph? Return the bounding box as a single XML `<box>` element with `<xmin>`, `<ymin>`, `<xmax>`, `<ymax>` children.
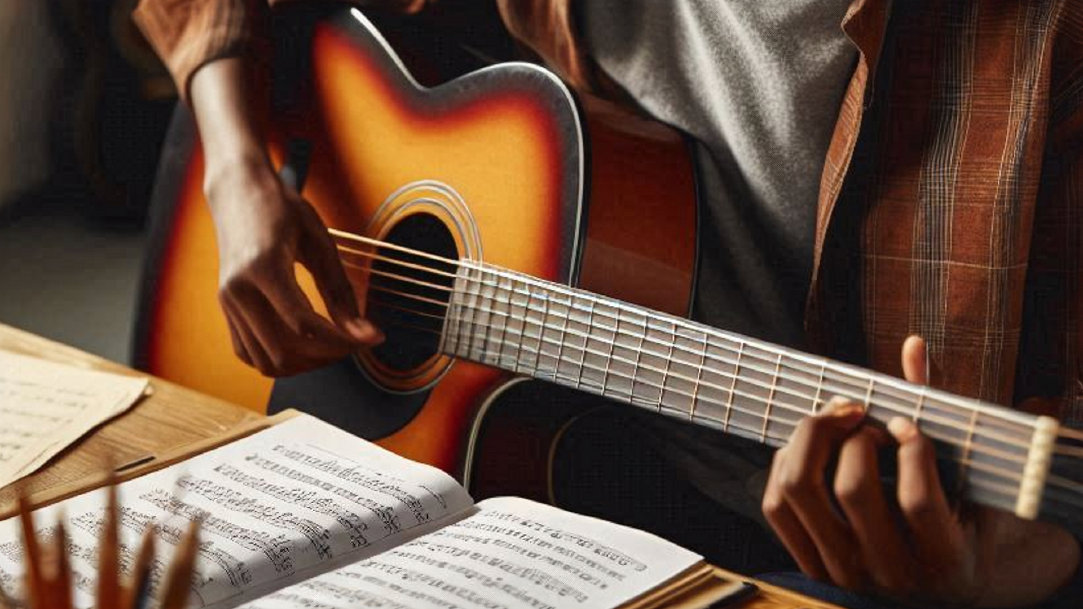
<box><xmin>202</xmin><ymin>152</ymin><xmax>281</xmax><ymax>219</ymax></box>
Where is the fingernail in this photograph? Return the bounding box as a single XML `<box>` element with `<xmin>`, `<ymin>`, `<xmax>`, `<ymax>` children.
<box><xmin>887</xmin><ymin>416</ymin><xmax>917</xmax><ymax>441</ymax></box>
<box><xmin>824</xmin><ymin>396</ymin><xmax>864</xmax><ymax>418</ymax></box>
<box><xmin>346</xmin><ymin>318</ymin><xmax>371</xmax><ymax>340</ymax></box>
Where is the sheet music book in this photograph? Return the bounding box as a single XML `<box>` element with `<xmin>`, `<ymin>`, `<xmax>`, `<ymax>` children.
<box><xmin>0</xmin><ymin>414</ymin><xmax>740</xmax><ymax>609</ymax></box>
<box><xmin>0</xmin><ymin>350</ymin><xmax>149</xmax><ymax>488</ymax></box>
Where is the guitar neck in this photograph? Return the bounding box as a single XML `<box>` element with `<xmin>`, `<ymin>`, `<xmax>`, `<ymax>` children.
<box><xmin>440</xmin><ymin>261</ymin><xmax>1059</xmax><ymax>519</ymax></box>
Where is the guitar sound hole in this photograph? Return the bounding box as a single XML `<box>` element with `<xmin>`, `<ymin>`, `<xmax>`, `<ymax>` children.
<box><xmin>365</xmin><ymin>213</ymin><xmax>458</xmax><ymax>373</ymax></box>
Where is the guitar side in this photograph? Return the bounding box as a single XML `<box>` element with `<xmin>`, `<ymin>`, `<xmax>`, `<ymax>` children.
<box><xmin>133</xmin><ymin>8</ymin><xmax>698</xmax><ymax>477</ymax></box>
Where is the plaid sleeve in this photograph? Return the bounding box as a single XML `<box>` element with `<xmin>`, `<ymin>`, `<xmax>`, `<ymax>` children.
<box><xmin>1015</xmin><ymin>9</ymin><xmax>1083</xmax><ymax>424</ymax></box>
<box><xmin>132</xmin><ymin>0</ymin><xmax>269</xmax><ymax>102</ymax></box>
<box><xmin>131</xmin><ymin>0</ymin><xmax>431</xmax><ymax>102</ymax></box>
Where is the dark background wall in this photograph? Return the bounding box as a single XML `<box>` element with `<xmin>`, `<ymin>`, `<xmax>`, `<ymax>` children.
<box><xmin>0</xmin><ymin>0</ymin><xmax>175</xmax><ymax>361</ymax></box>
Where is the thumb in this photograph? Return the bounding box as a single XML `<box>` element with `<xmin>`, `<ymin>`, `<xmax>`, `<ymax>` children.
<box><xmin>901</xmin><ymin>335</ymin><xmax>929</xmax><ymax>385</ymax></box>
<box><xmin>296</xmin><ymin>206</ymin><xmax>381</xmax><ymax>343</ymax></box>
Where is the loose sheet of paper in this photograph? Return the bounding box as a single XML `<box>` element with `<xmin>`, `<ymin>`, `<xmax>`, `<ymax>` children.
<box><xmin>241</xmin><ymin>496</ymin><xmax>703</xmax><ymax>609</ymax></box>
<box><xmin>0</xmin><ymin>414</ymin><xmax>474</xmax><ymax>609</ymax></box>
<box><xmin>0</xmin><ymin>350</ymin><xmax>149</xmax><ymax>488</ymax></box>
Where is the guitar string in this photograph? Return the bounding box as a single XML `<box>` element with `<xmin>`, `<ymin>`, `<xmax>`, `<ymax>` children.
<box><xmin>362</xmin><ymin>305</ymin><xmax>1055</xmax><ymax>505</ymax></box>
<box><xmin>353</xmin><ymin>275</ymin><xmax>1083</xmax><ymax>502</ymax></box>
<box><xmin>331</xmin><ymin>231</ymin><xmax>1083</xmax><ymax>478</ymax></box>
<box><xmin>368</xmin><ymin>304</ymin><xmax>1083</xmax><ymax>510</ymax></box>
<box><xmin>339</xmin><ymin>237</ymin><xmax>1037</xmax><ymax>438</ymax></box>
<box><xmin>345</xmin><ymin>258</ymin><xmax>1036</xmax><ymax>453</ymax></box>
<box><xmin>361</xmin><ymin>282</ymin><xmax>1034</xmax><ymax>469</ymax></box>
<box><xmin>341</xmin><ymin>248</ymin><xmax>1037</xmax><ymax>448</ymax></box>
<box><xmin>334</xmin><ymin>238</ymin><xmax>1035</xmax><ymax>439</ymax></box>
<box><xmin>352</xmin><ymin>253</ymin><xmax>1083</xmax><ymax>463</ymax></box>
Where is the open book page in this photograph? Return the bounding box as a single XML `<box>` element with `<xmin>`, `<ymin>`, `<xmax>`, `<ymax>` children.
<box><xmin>0</xmin><ymin>414</ymin><xmax>473</xmax><ymax>609</ymax></box>
<box><xmin>241</xmin><ymin>496</ymin><xmax>703</xmax><ymax>609</ymax></box>
<box><xmin>0</xmin><ymin>350</ymin><xmax>149</xmax><ymax>487</ymax></box>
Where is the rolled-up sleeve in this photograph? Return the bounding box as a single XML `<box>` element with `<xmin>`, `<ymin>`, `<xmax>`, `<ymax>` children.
<box><xmin>133</xmin><ymin>0</ymin><xmax>269</xmax><ymax>102</ymax></box>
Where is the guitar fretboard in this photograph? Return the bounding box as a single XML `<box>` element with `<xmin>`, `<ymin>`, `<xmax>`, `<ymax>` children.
<box><xmin>440</xmin><ymin>261</ymin><xmax>1057</xmax><ymax>518</ymax></box>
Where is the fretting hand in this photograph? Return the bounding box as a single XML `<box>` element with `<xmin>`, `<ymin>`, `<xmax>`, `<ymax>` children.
<box><xmin>191</xmin><ymin>58</ymin><xmax>382</xmax><ymax>377</ymax></box>
<box><xmin>761</xmin><ymin>336</ymin><xmax>1080</xmax><ymax>607</ymax></box>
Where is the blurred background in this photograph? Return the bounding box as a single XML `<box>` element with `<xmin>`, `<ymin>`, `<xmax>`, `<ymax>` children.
<box><xmin>0</xmin><ymin>0</ymin><xmax>176</xmax><ymax>362</ymax></box>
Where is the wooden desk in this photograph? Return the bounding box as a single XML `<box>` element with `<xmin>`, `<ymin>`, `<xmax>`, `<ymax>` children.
<box><xmin>0</xmin><ymin>322</ymin><xmax>839</xmax><ymax>608</ymax></box>
<box><xmin>0</xmin><ymin>322</ymin><xmax>266</xmax><ymax>518</ymax></box>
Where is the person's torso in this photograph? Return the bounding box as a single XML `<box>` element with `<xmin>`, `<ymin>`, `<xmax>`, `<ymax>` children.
<box><xmin>581</xmin><ymin>0</ymin><xmax>856</xmax><ymax>348</ymax></box>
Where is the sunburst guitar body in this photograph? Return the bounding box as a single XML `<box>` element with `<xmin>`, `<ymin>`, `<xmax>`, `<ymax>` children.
<box><xmin>137</xmin><ymin>7</ymin><xmax>1083</xmax><ymax>528</ymax></box>
<box><xmin>134</xmin><ymin>7</ymin><xmax>698</xmax><ymax>492</ymax></box>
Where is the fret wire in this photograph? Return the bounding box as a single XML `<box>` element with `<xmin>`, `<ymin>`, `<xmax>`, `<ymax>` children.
<box><xmin>448</xmin><ymin>270</ymin><xmax>1034</xmax><ymax>449</ymax></box>
<box><xmin>447</xmin><ymin>310</ymin><xmax>1034</xmax><ymax>467</ymax></box>
<box><xmin>658</xmin><ymin>321</ymin><xmax>676</xmax><ymax>414</ymax></box>
<box><xmin>631</xmin><ymin>314</ymin><xmax>647</xmax><ymax>401</ymax></box>
<box><xmin>812</xmin><ymin>360</ymin><xmax>826</xmax><ymax>415</ymax></box>
<box><xmin>864</xmin><ymin>378</ymin><xmax>875</xmax><ymax>414</ymax></box>
<box><xmin>448</xmin><ymin>302</ymin><xmax>1033</xmax><ymax>460</ymax></box>
<box><xmin>577</xmin><ymin>299</ymin><xmax>596</xmax><ymax>390</ymax></box>
<box><xmin>472</xmin><ymin>266</ymin><xmax>490</xmax><ymax>361</ymax></box>
<box><xmin>554</xmin><ymin>298</ymin><xmax>571</xmax><ymax>381</ymax></box>
<box><xmin>724</xmin><ymin>341</ymin><xmax>745</xmax><ymax>433</ymax></box>
<box><xmin>762</xmin><ymin>353</ymin><xmax>783</xmax><ymax>442</ymax></box>
<box><xmin>478</xmin><ymin>268</ymin><xmax>498</xmax><ymax>364</ymax></box>
<box><xmin>455</xmin><ymin>267</ymin><xmax>474</xmax><ymax>359</ymax></box>
<box><xmin>534</xmin><ymin>290</ymin><xmax>551</xmax><ymax>376</ymax></box>
<box><xmin>495</xmin><ymin>273</ymin><xmax>511</xmax><ymax>370</ymax></box>
<box><xmin>956</xmin><ymin>409</ymin><xmax>982</xmax><ymax>498</ymax></box>
<box><xmin>462</xmin><ymin>265</ymin><xmax>478</xmax><ymax>360</ymax></box>
<box><xmin>439</xmin><ymin>281</ymin><xmax>457</xmax><ymax>354</ymax></box>
<box><xmin>522</xmin><ymin>280</ymin><xmax>538</xmax><ymax>373</ymax></box>
<box><xmin>601</xmin><ymin>306</ymin><xmax>620</xmax><ymax>399</ymax></box>
<box><xmin>471</xmin><ymin>266</ymin><xmax>1034</xmax><ymax>435</ymax></box>
<box><xmin>914</xmin><ymin>385</ymin><xmax>928</xmax><ymax>422</ymax></box>
<box><xmin>689</xmin><ymin>331</ymin><xmax>709</xmax><ymax>421</ymax></box>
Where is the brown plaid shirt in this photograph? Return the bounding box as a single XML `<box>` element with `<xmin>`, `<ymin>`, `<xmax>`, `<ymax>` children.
<box><xmin>134</xmin><ymin>0</ymin><xmax>1083</xmax><ymax>424</ymax></box>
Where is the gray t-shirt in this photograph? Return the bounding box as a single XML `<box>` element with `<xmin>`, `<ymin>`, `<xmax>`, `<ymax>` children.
<box><xmin>578</xmin><ymin>1</ymin><xmax>857</xmax><ymax>518</ymax></box>
<box><xmin>582</xmin><ymin>0</ymin><xmax>856</xmax><ymax>347</ymax></box>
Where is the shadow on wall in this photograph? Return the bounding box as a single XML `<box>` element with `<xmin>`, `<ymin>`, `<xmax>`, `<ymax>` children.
<box><xmin>0</xmin><ymin>0</ymin><xmax>174</xmax><ymax>363</ymax></box>
<box><xmin>0</xmin><ymin>0</ymin><xmax>63</xmax><ymax>216</ymax></box>
<box><xmin>0</xmin><ymin>0</ymin><xmax>175</xmax><ymax>226</ymax></box>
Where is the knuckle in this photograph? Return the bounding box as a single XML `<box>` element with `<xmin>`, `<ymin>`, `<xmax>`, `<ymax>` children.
<box><xmin>760</xmin><ymin>492</ymin><xmax>784</xmax><ymax>520</ymax></box>
<box><xmin>899</xmin><ymin>488</ymin><xmax>936</xmax><ymax>519</ymax></box>
<box><xmin>778</xmin><ymin>466</ymin><xmax>816</xmax><ymax>501</ymax></box>
<box><xmin>220</xmin><ymin>270</ymin><xmax>254</xmax><ymax>295</ymax></box>
<box><xmin>832</xmin><ymin>474</ymin><xmax>874</xmax><ymax>506</ymax></box>
<box><xmin>267</xmin><ymin>351</ymin><xmax>290</xmax><ymax>374</ymax></box>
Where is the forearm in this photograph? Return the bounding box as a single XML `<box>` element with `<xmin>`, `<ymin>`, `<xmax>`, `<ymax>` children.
<box><xmin>189</xmin><ymin>57</ymin><xmax>270</xmax><ymax>192</ymax></box>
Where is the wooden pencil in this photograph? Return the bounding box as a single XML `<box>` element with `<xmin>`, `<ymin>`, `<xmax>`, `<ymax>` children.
<box><xmin>97</xmin><ymin>480</ymin><xmax>121</xmax><ymax>609</ymax></box>
<box><xmin>12</xmin><ymin>472</ymin><xmax>200</xmax><ymax>609</ymax></box>
<box><xmin>157</xmin><ymin>519</ymin><xmax>201</xmax><ymax>609</ymax></box>
<box><xmin>126</xmin><ymin>525</ymin><xmax>157</xmax><ymax>609</ymax></box>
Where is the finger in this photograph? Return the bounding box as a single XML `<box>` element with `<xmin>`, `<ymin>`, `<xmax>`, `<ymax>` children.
<box><xmin>888</xmin><ymin>417</ymin><xmax>965</xmax><ymax>573</ymax></box>
<box><xmin>834</xmin><ymin>426</ymin><xmax>915</xmax><ymax>593</ymax></box>
<box><xmin>295</xmin><ymin>202</ymin><xmax>381</xmax><ymax>343</ymax></box>
<box><xmin>221</xmin><ymin>305</ymin><xmax>254</xmax><ymax>367</ymax></box>
<box><xmin>778</xmin><ymin>400</ymin><xmax>866</xmax><ymax>588</ymax></box>
<box><xmin>222</xmin><ymin>299</ymin><xmax>274</xmax><ymax>375</ymax></box>
<box><xmin>232</xmin><ymin>284</ymin><xmax>354</xmax><ymax>375</ymax></box>
<box><xmin>256</xmin><ymin>258</ymin><xmax>368</xmax><ymax>350</ymax></box>
<box><xmin>763</xmin><ymin>450</ymin><xmax>830</xmax><ymax>581</ymax></box>
<box><xmin>901</xmin><ymin>335</ymin><xmax>928</xmax><ymax>385</ymax></box>
<box><xmin>226</xmin><ymin>320</ymin><xmax>254</xmax><ymax>367</ymax></box>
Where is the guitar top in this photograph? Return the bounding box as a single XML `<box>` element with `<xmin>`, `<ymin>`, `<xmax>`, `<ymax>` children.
<box><xmin>134</xmin><ymin>6</ymin><xmax>1083</xmax><ymax>534</ymax></box>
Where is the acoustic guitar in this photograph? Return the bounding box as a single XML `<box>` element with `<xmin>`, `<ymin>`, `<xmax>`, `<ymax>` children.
<box><xmin>134</xmin><ymin>6</ymin><xmax>1083</xmax><ymax>531</ymax></box>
